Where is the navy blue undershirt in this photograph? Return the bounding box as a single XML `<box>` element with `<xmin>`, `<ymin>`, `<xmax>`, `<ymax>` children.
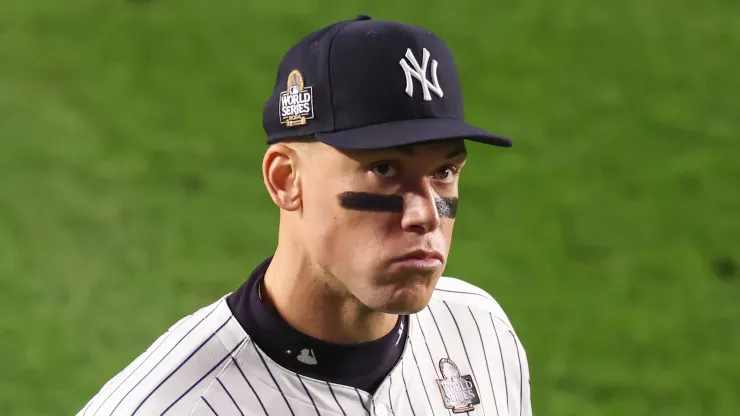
<box><xmin>227</xmin><ymin>256</ymin><xmax>409</xmax><ymax>394</ymax></box>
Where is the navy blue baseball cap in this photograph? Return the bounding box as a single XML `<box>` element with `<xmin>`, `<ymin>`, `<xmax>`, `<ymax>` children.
<box><xmin>262</xmin><ymin>15</ymin><xmax>512</xmax><ymax>150</ymax></box>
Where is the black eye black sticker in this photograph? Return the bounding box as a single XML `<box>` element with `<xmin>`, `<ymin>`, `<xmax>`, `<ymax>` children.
<box><xmin>338</xmin><ymin>192</ymin><xmax>404</xmax><ymax>212</ymax></box>
<box><xmin>338</xmin><ymin>192</ymin><xmax>458</xmax><ymax>218</ymax></box>
<box><xmin>434</xmin><ymin>197</ymin><xmax>458</xmax><ymax>219</ymax></box>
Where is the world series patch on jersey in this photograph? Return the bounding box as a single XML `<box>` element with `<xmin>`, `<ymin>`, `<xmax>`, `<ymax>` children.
<box><xmin>76</xmin><ymin>276</ymin><xmax>532</xmax><ymax>416</ymax></box>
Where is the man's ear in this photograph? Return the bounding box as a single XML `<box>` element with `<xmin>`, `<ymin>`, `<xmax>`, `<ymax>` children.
<box><xmin>262</xmin><ymin>144</ymin><xmax>302</xmax><ymax>211</ymax></box>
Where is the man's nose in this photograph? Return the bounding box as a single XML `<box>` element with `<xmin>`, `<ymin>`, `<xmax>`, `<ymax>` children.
<box><xmin>400</xmin><ymin>190</ymin><xmax>441</xmax><ymax>234</ymax></box>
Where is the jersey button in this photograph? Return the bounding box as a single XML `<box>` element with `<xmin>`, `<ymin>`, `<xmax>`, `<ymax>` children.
<box><xmin>375</xmin><ymin>404</ymin><xmax>388</xmax><ymax>416</ymax></box>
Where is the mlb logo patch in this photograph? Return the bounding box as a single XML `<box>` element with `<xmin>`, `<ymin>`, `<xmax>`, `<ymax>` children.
<box><xmin>279</xmin><ymin>69</ymin><xmax>314</xmax><ymax>127</ymax></box>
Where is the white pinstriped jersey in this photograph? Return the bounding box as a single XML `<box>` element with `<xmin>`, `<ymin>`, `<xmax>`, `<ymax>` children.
<box><xmin>77</xmin><ymin>276</ymin><xmax>532</xmax><ymax>416</ymax></box>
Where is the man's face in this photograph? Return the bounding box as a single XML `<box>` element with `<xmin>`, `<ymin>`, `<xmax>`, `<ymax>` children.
<box><xmin>297</xmin><ymin>139</ymin><xmax>467</xmax><ymax>315</ymax></box>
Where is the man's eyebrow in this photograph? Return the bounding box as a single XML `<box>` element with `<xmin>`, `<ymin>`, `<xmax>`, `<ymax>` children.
<box><xmin>445</xmin><ymin>144</ymin><xmax>467</xmax><ymax>159</ymax></box>
<box><xmin>392</xmin><ymin>144</ymin><xmax>467</xmax><ymax>158</ymax></box>
<box><xmin>396</xmin><ymin>146</ymin><xmax>414</xmax><ymax>156</ymax></box>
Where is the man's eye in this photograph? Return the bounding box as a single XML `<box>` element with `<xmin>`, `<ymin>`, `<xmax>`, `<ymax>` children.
<box><xmin>372</xmin><ymin>163</ymin><xmax>398</xmax><ymax>178</ymax></box>
<box><xmin>432</xmin><ymin>166</ymin><xmax>458</xmax><ymax>183</ymax></box>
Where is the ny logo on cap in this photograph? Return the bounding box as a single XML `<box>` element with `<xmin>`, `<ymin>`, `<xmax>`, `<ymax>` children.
<box><xmin>399</xmin><ymin>48</ymin><xmax>444</xmax><ymax>101</ymax></box>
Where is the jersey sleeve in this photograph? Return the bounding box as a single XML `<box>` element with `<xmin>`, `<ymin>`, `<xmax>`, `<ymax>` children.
<box><xmin>74</xmin><ymin>299</ymin><xmax>238</xmax><ymax>416</ymax></box>
<box><xmin>486</xmin><ymin>307</ymin><xmax>533</xmax><ymax>416</ymax></box>
<box><xmin>434</xmin><ymin>276</ymin><xmax>533</xmax><ymax>415</ymax></box>
<box><xmin>513</xmin><ymin>326</ymin><xmax>533</xmax><ymax>416</ymax></box>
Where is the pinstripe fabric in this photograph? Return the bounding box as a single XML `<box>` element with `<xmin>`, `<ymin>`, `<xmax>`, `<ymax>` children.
<box><xmin>76</xmin><ymin>277</ymin><xmax>532</xmax><ymax>415</ymax></box>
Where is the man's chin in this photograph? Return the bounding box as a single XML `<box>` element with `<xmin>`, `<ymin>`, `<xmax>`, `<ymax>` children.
<box><xmin>380</xmin><ymin>303</ymin><xmax>429</xmax><ymax>316</ymax></box>
<box><xmin>375</xmin><ymin>283</ymin><xmax>436</xmax><ymax>315</ymax></box>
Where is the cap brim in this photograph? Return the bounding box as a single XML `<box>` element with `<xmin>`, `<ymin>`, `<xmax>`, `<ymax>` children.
<box><xmin>314</xmin><ymin>118</ymin><xmax>512</xmax><ymax>150</ymax></box>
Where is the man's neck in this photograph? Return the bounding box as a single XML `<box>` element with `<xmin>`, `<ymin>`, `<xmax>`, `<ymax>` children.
<box><xmin>261</xmin><ymin>246</ymin><xmax>398</xmax><ymax>344</ymax></box>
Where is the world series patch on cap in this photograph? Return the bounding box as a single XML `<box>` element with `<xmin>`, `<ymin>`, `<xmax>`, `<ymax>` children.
<box><xmin>279</xmin><ymin>70</ymin><xmax>314</xmax><ymax>127</ymax></box>
<box><xmin>262</xmin><ymin>15</ymin><xmax>513</xmax><ymax>150</ymax></box>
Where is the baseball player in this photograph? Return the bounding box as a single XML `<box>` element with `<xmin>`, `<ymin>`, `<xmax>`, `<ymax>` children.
<box><xmin>77</xmin><ymin>15</ymin><xmax>532</xmax><ymax>416</ymax></box>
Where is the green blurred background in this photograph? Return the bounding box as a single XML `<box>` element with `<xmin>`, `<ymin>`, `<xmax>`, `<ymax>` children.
<box><xmin>1</xmin><ymin>0</ymin><xmax>738</xmax><ymax>415</ymax></box>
